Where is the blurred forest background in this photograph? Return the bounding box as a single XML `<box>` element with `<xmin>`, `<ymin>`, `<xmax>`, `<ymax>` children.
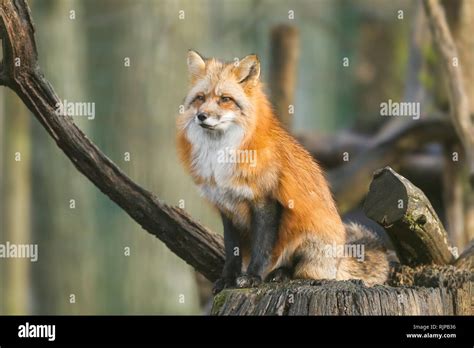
<box><xmin>1</xmin><ymin>0</ymin><xmax>473</xmax><ymax>314</ymax></box>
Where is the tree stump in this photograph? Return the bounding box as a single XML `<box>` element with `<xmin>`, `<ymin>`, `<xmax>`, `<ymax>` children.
<box><xmin>211</xmin><ymin>266</ymin><xmax>472</xmax><ymax>315</ymax></box>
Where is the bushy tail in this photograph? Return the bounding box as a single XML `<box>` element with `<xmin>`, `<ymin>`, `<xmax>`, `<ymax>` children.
<box><xmin>336</xmin><ymin>222</ymin><xmax>392</xmax><ymax>286</ymax></box>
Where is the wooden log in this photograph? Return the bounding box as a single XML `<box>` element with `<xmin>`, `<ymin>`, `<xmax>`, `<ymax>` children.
<box><xmin>363</xmin><ymin>167</ymin><xmax>455</xmax><ymax>266</ymax></box>
<box><xmin>211</xmin><ymin>272</ymin><xmax>472</xmax><ymax>315</ymax></box>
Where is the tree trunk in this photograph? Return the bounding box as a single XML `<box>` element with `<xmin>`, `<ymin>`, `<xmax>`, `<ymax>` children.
<box><xmin>268</xmin><ymin>24</ymin><xmax>299</xmax><ymax>129</ymax></box>
<box><xmin>438</xmin><ymin>0</ymin><xmax>474</xmax><ymax>250</ymax></box>
<box><xmin>212</xmin><ymin>272</ymin><xmax>471</xmax><ymax>315</ymax></box>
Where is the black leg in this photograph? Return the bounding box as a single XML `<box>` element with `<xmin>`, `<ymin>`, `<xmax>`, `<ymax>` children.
<box><xmin>213</xmin><ymin>213</ymin><xmax>242</xmax><ymax>294</ymax></box>
<box><xmin>236</xmin><ymin>199</ymin><xmax>282</xmax><ymax>288</ymax></box>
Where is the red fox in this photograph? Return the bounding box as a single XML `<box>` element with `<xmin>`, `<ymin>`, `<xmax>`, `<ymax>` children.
<box><xmin>177</xmin><ymin>51</ymin><xmax>390</xmax><ymax>293</ymax></box>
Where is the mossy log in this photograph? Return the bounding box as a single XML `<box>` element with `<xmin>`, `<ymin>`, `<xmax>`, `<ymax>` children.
<box><xmin>363</xmin><ymin>167</ymin><xmax>455</xmax><ymax>266</ymax></box>
<box><xmin>212</xmin><ymin>267</ymin><xmax>472</xmax><ymax>315</ymax></box>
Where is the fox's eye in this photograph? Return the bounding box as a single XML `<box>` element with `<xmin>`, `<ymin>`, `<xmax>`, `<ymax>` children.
<box><xmin>220</xmin><ymin>96</ymin><xmax>232</xmax><ymax>103</ymax></box>
<box><xmin>195</xmin><ymin>95</ymin><xmax>205</xmax><ymax>102</ymax></box>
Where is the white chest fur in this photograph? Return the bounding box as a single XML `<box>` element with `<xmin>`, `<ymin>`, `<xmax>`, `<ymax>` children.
<box><xmin>185</xmin><ymin>123</ymin><xmax>254</xmax><ymax>208</ymax></box>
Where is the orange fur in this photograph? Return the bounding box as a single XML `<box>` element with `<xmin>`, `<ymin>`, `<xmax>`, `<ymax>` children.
<box><xmin>177</xmin><ymin>53</ymin><xmax>346</xmax><ymax>276</ymax></box>
<box><xmin>232</xmin><ymin>87</ymin><xmax>346</xmax><ymax>266</ymax></box>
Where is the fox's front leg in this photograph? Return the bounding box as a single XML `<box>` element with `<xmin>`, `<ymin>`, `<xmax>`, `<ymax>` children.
<box><xmin>236</xmin><ymin>199</ymin><xmax>282</xmax><ymax>288</ymax></box>
<box><xmin>213</xmin><ymin>213</ymin><xmax>242</xmax><ymax>294</ymax></box>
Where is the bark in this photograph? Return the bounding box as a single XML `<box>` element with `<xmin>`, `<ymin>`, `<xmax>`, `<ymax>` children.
<box><xmin>212</xmin><ymin>274</ymin><xmax>471</xmax><ymax>315</ymax></box>
<box><xmin>363</xmin><ymin>167</ymin><xmax>455</xmax><ymax>266</ymax></box>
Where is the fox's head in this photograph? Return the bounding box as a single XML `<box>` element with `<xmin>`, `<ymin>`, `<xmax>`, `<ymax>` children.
<box><xmin>181</xmin><ymin>50</ymin><xmax>261</xmax><ymax>134</ymax></box>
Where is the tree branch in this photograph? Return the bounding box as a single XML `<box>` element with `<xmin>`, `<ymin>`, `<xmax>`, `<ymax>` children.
<box><xmin>0</xmin><ymin>0</ymin><xmax>224</xmax><ymax>282</ymax></box>
<box><xmin>326</xmin><ymin>117</ymin><xmax>455</xmax><ymax>213</ymax></box>
<box><xmin>423</xmin><ymin>0</ymin><xmax>474</xmax><ymax>181</ymax></box>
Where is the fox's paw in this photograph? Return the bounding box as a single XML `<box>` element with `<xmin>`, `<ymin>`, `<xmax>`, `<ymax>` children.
<box><xmin>235</xmin><ymin>274</ymin><xmax>261</xmax><ymax>288</ymax></box>
<box><xmin>265</xmin><ymin>267</ymin><xmax>291</xmax><ymax>283</ymax></box>
<box><xmin>212</xmin><ymin>277</ymin><xmax>235</xmax><ymax>295</ymax></box>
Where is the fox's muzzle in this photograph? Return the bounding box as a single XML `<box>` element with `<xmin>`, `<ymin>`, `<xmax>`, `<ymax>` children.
<box><xmin>197</xmin><ymin>112</ymin><xmax>208</xmax><ymax>122</ymax></box>
<box><xmin>196</xmin><ymin>112</ymin><xmax>220</xmax><ymax>129</ymax></box>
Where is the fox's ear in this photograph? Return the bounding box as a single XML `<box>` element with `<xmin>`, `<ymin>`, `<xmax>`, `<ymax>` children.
<box><xmin>187</xmin><ymin>50</ymin><xmax>206</xmax><ymax>81</ymax></box>
<box><xmin>235</xmin><ymin>54</ymin><xmax>260</xmax><ymax>85</ymax></box>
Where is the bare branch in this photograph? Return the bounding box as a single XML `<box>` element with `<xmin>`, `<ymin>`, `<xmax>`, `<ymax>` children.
<box><xmin>423</xmin><ymin>0</ymin><xmax>474</xmax><ymax>179</ymax></box>
<box><xmin>326</xmin><ymin>117</ymin><xmax>455</xmax><ymax>213</ymax></box>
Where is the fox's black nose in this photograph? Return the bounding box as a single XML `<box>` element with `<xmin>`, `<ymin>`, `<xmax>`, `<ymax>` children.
<box><xmin>197</xmin><ymin>113</ymin><xmax>207</xmax><ymax>122</ymax></box>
